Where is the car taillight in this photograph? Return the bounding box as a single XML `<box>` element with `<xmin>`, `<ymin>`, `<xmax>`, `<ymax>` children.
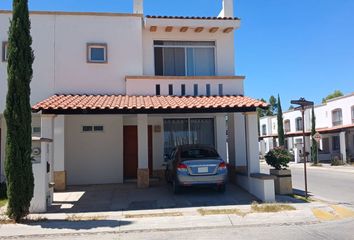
<box><xmin>218</xmin><ymin>161</ymin><xmax>227</xmax><ymax>170</ymax></box>
<box><xmin>177</xmin><ymin>163</ymin><xmax>188</xmax><ymax>171</ymax></box>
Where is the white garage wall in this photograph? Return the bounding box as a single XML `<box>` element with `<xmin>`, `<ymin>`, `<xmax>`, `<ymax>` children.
<box><xmin>65</xmin><ymin>115</ymin><xmax>123</xmax><ymax>185</ymax></box>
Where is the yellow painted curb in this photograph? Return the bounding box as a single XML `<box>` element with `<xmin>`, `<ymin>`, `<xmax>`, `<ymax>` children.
<box><xmin>311</xmin><ymin>208</ymin><xmax>338</xmax><ymax>221</ymax></box>
<box><xmin>331</xmin><ymin>205</ymin><xmax>354</xmax><ymax>219</ymax></box>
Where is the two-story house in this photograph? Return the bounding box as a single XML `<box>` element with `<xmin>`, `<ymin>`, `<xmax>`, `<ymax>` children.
<box><xmin>0</xmin><ymin>0</ymin><xmax>274</xmax><ymax>211</ymax></box>
<box><xmin>259</xmin><ymin>93</ymin><xmax>354</xmax><ymax>163</ymax></box>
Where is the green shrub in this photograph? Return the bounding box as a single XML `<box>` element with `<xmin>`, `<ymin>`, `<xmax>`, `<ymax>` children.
<box><xmin>265</xmin><ymin>147</ymin><xmax>292</xmax><ymax>170</ymax></box>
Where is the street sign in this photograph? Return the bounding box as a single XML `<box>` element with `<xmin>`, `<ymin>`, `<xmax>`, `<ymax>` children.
<box><xmin>313</xmin><ymin>132</ymin><xmax>322</xmax><ymax>142</ymax></box>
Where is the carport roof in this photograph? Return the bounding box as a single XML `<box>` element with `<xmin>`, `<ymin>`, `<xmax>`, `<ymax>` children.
<box><xmin>32</xmin><ymin>94</ymin><xmax>268</xmax><ymax>114</ymax></box>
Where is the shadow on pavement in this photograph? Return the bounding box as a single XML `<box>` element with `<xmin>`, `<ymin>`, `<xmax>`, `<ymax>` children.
<box><xmin>24</xmin><ymin>219</ymin><xmax>130</xmax><ymax>230</ymax></box>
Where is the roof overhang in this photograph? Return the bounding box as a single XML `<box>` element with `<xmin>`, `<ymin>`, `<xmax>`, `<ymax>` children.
<box><xmin>32</xmin><ymin>94</ymin><xmax>268</xmax><ymax>115</ymax></box>
<box><xmin>145</xmin><ymin>16</ymin><xmax>240</xmax><ymax>34</ymax></box>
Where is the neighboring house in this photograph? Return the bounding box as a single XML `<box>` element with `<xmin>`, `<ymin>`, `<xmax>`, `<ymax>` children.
<box><xmin>259</xmin><ymin>93</ymin><xmax>354</xmax><ymax>163</ymax></box>
<box><xmin>0</xmin><ymin>0</ymin><xmax>274</xmax><ymax>210</ymax></box>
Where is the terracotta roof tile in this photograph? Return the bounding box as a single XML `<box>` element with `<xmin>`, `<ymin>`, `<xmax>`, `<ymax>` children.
<box><xmin>146</xmin><ymin>15</ymin><xmax>240</xmax><ymax>21</ymax></box>
<box><xmin>32</xmin><ymin>94</ymin><xmax>268</xmax><ymax>113</ymax></box>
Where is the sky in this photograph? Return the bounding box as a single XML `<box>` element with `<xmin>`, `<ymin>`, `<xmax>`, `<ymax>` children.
<box><xmin>1</xmin><ymin>0</ymin><xmax>353</xmax><ymax>109</ymax></box>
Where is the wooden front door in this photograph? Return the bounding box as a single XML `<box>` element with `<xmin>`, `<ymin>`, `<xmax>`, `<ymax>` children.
<box><xmin>123</xmin><ymin>126</ymin><xmax>153</xmax><ymax>179</ymax></box>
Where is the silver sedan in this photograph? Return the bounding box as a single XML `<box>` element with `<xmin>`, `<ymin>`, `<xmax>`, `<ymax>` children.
<box><xmin>164</xmin><ymin>144</ymin><xmax>228</xmax><ymax>193</ymax></box>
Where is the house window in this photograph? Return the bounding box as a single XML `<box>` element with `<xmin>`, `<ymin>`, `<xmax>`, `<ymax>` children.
<box><xmin>168</xmin><ymin>84</ymin><xmax>173</xmax><ymax>95</ymax></box>
<box><xmin>2</xmin><ymin>41</ymin><xmax>8</xmax><ymax>62</ymax></box>
<box><xmin>164</xmin><ymin>118</ymin><xmax>215</xmax><ymax>155</ymax></box>
<box><xmin>155</xmin><ymin>84</ymin><xmax>160</xmax><ymax>95</ymax></box>
<box><xmin>87</xmin><ymin>43</ymin><xmax>107</xmax><ymax>63</ymax></box>
<box><xmin>32</xmin><ymin>127</ymin><xmax>41</xmax><ymax>134</ymax></box>
<box><xmin>284</xmin><ymin>119</ymin><xmax>291</xmax><ymax>133</ymax></box>
<box><xmin>82</xmin><ymin>125</ymin><xmax>104</xmax><ymax>132</ymax></box>
<box><xmin>193</xmin><ymin>84</ymin><xmax>198</xmax><ymax>96</ymax></box>
<box><xmin>206</xmin><ymin>84</ymin><xmax>211</xmax><ymax>96</ymax></box>
<box><xmin>295</xmin><ymin>117</ymin><xmax>303</xmax><ymax>131</ymax></box>
<box><xmin>332</xmin><ymin>109</ymin><xmax>343</xmax><ymax>126</ymax></box>
<box><xmin>332</xmin><ymin>136</ymin><xmax>340</xmax><ymax>151</ymax></box>
<box><xmin>181</xmin><ymin>84</ymin><xmax>186</xmax><ymax>96</ymax></box>
<box><xmin>261</xmin><ymin>124</ymin><xmax>267</xmax><ymax>136</ymax></box>
<box><xmin>352</xmin><ymin>106</ymin><xmax>354</xmax><ymax>124</ymax></box>
<box><xmin>218</xmin><ymin>84</ymin><xmax>223</xmax><ymax>96</ymax></box>
<box><xmin>154</xmin><ymin>41</ymin><xmax>215</xmax><ymax>76</ymax></box>
<box><xmin>322</xmin><ymin>138</ymin><xmax>329</xmax><ymax>153</ymax></box>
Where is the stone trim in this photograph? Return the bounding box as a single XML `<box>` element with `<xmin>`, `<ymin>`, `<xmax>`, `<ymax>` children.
<box><xmin>54</xmin><ymin>171</ymin><xmax>66</xmax><ymax>191</ymax></box>
<box><xmin>137</xmin><ymin>168</ymin><xmax>149</xmax><ymax>188</ymax></box>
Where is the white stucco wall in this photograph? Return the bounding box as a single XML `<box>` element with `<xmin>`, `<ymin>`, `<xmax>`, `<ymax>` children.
<box><xmin>126</xmin><ymin>78</ymin><xmax>244</xmax><ymax>96</ymax></box>
<box><xmin>65</xmin><ymin>115</ymin><xmax>124</xmax><ymax>185</ymax></box>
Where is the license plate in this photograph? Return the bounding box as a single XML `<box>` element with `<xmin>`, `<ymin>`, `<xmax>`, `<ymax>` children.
<box><xmin>198</xmin><ymin>167</ymin><xmax>209</xmax><ymax>173</ymax></box>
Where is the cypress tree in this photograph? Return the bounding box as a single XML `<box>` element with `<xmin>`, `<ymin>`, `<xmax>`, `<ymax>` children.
<box><xmin>4</xmin><ymin>0</ymin><xmax>34</xmax><ymax>222</ymax></box>
<box><xmin>277</xmin><ymin>94</ymin><xmax>285</xmax><ymax>147</ymax></box>
<box><xmin>311</xmin><ymin>106</ymin><xmax>318</xmax><ymax>164</ymax></box>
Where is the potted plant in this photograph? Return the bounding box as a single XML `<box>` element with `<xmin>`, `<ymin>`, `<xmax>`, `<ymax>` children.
<box><xmin>265</xmin><ymin>147</ymin><xmax>293</xmax><ymax>194</ymax></box>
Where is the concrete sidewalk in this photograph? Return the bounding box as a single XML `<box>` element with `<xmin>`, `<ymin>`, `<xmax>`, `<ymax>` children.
<box><xmin>260</xmin><ymin>161</ymin><xmax>354</xmax><ymax>174</ymax></box>
<box><xmin>1</xmin><ymin>201</ymin><xmax>354</xmax><ymax>238</ymax></box>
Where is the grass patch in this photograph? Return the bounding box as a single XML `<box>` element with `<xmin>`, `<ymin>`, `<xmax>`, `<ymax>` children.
<box><xmin>251</xmin><ymin>202</ymin><xmax>296</xmax><ymax>213</ymax></box>
<box><xmin>197</xmin><ymin>208</ymin><xmax>246</xmax><ymax>217</ymax></box>
<box><xmin>124</xmin><ymin>212</ymin><xmax>182</xmax><ymax>219</ymax></box>
<box><xmin>311</xmin><ymin>163</ymin><xmax>322</xmax><ymax>167</ymax></box>
<box><xmin>288</xmin><ymin>194</ymin><xmax>314</xmax><ymax>203</ymax></box>
<box><xmin>65</xmin><ymin>214</ymin><xmax>107</xmax><ymax>221</ymax></box>
<box><xmin>0</xmin><ymin>198</ymin><xmax>7</xmax><ymax>208</ymax></box>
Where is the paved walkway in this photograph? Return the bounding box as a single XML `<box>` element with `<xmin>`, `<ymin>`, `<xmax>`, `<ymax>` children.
<box><xmin>49</xmin><ymin>183</ymin><xmax>258</xmax><ymax>213</ymax></box>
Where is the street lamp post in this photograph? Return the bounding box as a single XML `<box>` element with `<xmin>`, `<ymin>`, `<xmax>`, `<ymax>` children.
<box><xmin>291</xmin><ymin>98</ymin><xmax>314</xmax><ymax>198</ymax></box>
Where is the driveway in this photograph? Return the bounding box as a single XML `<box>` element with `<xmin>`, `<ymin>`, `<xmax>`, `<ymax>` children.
<box><xmin>49</xmin><ymin>182</ymin><xmax>258</xmax><ymax>213</ymax></box>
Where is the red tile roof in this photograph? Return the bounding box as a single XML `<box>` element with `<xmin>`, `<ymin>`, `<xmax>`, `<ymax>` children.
<box><xmin>146</xmin><ymin>15</ymin><xmax>240</xmax><ymax>20</ymax></box>
<box><xmin>32</xmin><ymin>95</ymin><xmax>267</xmax><ymax>114</ymax></box>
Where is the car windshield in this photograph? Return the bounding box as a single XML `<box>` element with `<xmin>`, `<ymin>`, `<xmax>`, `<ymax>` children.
<box><xmin>181</xmin><ymin>148</ymin><xmax>219</xmax><ymax>160</ymax></box>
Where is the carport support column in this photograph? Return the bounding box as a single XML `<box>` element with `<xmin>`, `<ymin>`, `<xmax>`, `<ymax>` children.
<box><xmin>30</xmin><ymin>115</ymin><xmax>54</xmax><ymax>213</ymax></box>
<box><xmin>245</xmin><ymin>112</ymin><xmax>260</xmax><ymax>174</ymax></box>
<box><xmin>340</xmin><ymin>131</ymin><xmax>347</xmax><ymax>164</ymax></box>
<box><xmin>137</xmin><ymin>114</ymin><xmax>149</xmax><ymax>188</ymax></box>
<box><xmin>53</xmin><ymin>115</ymin><xmax>66</xmax><ymax>191</ymax></box>
<box><xmin>227</xmin><ymin>113</ymin><xmax>247</xmax><ymax>183</ymax></box>
<box><xmin>216</xmin><ymin>114</ymin><xmax>227</xmax><ymax>163</ymax></box>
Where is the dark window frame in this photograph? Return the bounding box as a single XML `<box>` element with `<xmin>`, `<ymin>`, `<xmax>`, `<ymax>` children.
<box><xmin>87</xmin><ymin>43</ymin><xmax>108</xmax><ymax>63</ymax></box>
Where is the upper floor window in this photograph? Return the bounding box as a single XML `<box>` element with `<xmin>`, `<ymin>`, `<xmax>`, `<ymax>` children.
<box><xmin>218</xmin><ymin>84</ymin><xmax>223</xmax><ymax>96</ymax></box>
<box><xmin>332</xmin><ymin>108</ymin><xmax>342</xmax><ymax>126</ymax></box>
<box><xmin>155</xmin><ymin>84</ymin><xmax>160</xmax><ymax>95</ymax></box>
<box><xmin>284</xmin><ymin>119</ymin><xmax>291</xmax><ymax>133</ymax></box>
<box><xmin>193</xmin><ymin>84</ymin><xmax>198</xmax><ymax>96</ymax></box>
<box><xmin>87</xmin><ymin>43</ymin><xmax>107</xmax><ymax>63</ymax></box>
<box><xmin>154</xmin><ymin>41</ymin><xmax>215</xmax><ymax>76</ymax></box>
<box><xmin>206</xmin><ymin>84</ymin><xmax>211</xmax><ymax>96</ymax></box>
<box><xmin>168</xmin><ymin>84</ymin><xmax>173</xmax><ymax>95</ymax></box>
<box><xmin>2</xmin><ymin>41</ymin><xmax>8</xmax><ymax>62</ymax></box>
<box><xmin>352</xmin><ymin>106</ymin><xmax>354</xmax><ymax>124</ymax></box>
<box><xmin>181</xmin><ymin>84</ymin><xmax>186</xmax><ymax>96</ymax></box>
<box><xmin>295</xmin><ymin>117</ymin><xmax>303</xmax><ymax>131</ymax></box>
<box><xmin>261</xmin><ymin>124</ymin><xmax>267</xmax><ymax>136</ymax></box>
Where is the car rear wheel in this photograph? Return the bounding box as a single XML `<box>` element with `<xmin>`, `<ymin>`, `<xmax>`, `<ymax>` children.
<box><xmin>172</xmin><ymin>179</ymin><xmax>181</xmax><ymax>194</ymax></box>
<box><xmin>165</xmin><ymin>169</ymin><xmax>172</xmax><ymax>183</ymax></box>
<box><xmin>217</xmin><ymin>184</ymin><xmax>226</xmax><ymax>193</ymax></box>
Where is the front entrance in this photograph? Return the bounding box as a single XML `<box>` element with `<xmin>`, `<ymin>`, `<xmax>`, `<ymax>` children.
<box><xmin>123</xmin><ymin>125</ymin><xmax>153</xmax><ymax>179</ymax></box>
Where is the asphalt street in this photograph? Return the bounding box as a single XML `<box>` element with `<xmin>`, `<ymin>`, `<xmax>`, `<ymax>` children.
<box><xmin>8</xmin><ymin>219</ymin><xmax>353</xmax><ymax>240</ymax></box>
<box><xmin>261</xmin><ymin>164</ymin><xmax>354</xmax><ymax>205</ymax></box>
